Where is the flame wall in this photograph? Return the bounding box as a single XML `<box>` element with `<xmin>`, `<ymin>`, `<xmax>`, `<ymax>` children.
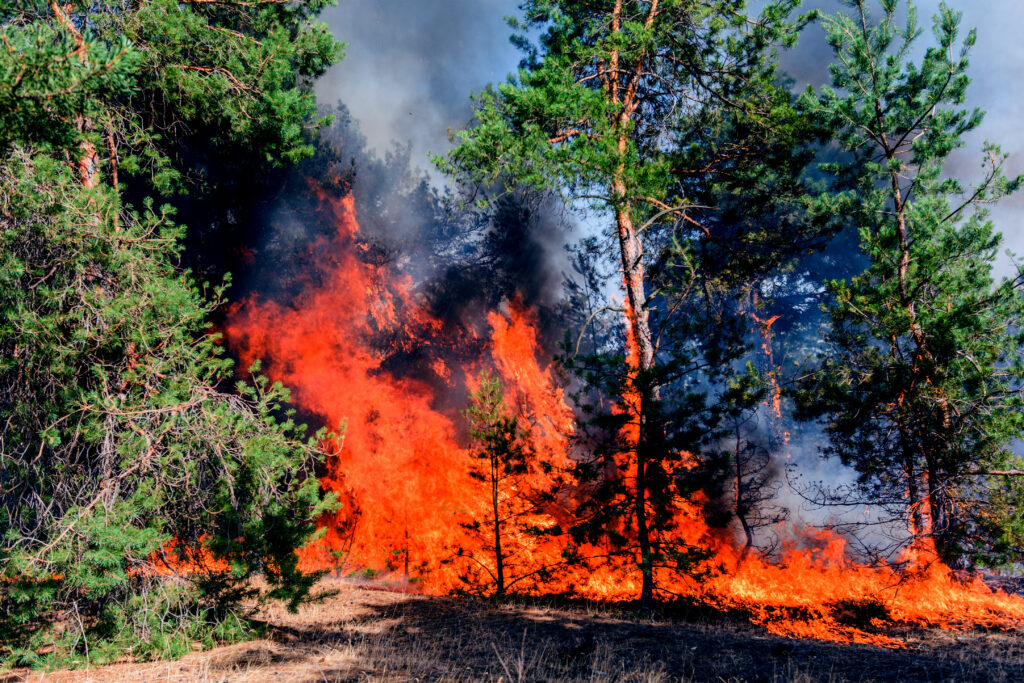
<box><xmin>225</xmin><ymin>190</ymin><xmax>1024</xmax><ymax>649</ymax></box>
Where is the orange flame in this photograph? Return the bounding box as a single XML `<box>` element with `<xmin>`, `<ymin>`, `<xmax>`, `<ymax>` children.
<box><xmin>225</xmin><ymin>191</ymin><xmax>1024</xmax><ymax>648</ymax></box>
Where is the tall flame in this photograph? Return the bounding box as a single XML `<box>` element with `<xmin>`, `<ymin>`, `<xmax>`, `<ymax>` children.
<box><xmin>225</xmin><ymin>194</ymin><xmax>570</xmax><ymax>590</ymax></box>
<box><xmin>225</xmin><ymin>191</ymin><xmax>1024</xmax><ymax>649</ymax></box>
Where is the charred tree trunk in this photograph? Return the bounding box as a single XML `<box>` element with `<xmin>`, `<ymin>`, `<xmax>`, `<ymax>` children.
<box><xmin>403</xmin><ymin>528</ymin><xmax>410</xmax><ymax>583</ymax></box>
<box><xmin>925</xmin><ymin>459</ymin><xmax>946</xmax><ymax>560</ymax></box>
<box><xmin>735</xmin><ymin>429</ymin><xmax>754</xmax><ymax>553</ymax></box>
<box><xmin>634</xmin><ymin>400</ymin><xmax>654</xmax><ymax>608</ymax></box>
<box><xmin>491</xmin><ymin>455</ymin><xmax>505</xmax><ymax>597</ymax></box>
<box><xmin>905</xmin><ymin>456</ymin><xmax>928</xmax><ymax>544</ymax></box>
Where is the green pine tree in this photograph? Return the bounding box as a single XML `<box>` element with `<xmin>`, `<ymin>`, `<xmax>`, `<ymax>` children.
<box><xmin>0</xmin><ymin>0</ymin><xmax>343</xmax><ymax>667</ymax></box>
<box><xmin>456</xmin><ymin>372</ymin><xmax>561</xmax><ymax>597</ymax></box>
<box><xmin>796</xmin><ymin>0</ymin><xmax>1024</xmax><ymax>568</ymax></box>
<box><xmin>438</xmin><ymin>0</ymin><xmax>815</xmax><ymax>606</ymax></box>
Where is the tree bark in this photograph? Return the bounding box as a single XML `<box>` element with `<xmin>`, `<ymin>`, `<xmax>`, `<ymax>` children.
<box><xmin>605</xmin><ymin>0</ymin><xmax>662</xmax><ymax>610</ymax></box>
<box><xmin>735</xmin><ymin>429</ymin><xmax>754</xmax><ymax>553</ymax></box>
<box><xmin>52</xmin><ymin>3</ymin><xmax>100</xmax><ymax>189</ymax></box>
<box><xmin>884</xmin><ymin>137</ymin><xmax>944</xmax><ymax>557</ymax></box>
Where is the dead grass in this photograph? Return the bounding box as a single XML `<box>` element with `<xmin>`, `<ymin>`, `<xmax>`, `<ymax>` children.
<box><xmin>3</xmin><ymin>579</ymin><xmax>1023</xmax><ymax>682</ymax></box>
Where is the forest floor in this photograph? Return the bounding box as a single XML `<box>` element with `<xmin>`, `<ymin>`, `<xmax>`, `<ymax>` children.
<box><xmin>5</xmin><ymin>578</ymin><xmax>1024</xmax><ymax>682</ymax></box>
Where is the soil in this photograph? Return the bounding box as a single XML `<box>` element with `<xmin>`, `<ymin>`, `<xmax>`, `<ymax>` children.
<box><xmin>4</xmin><ymin>579</ymin><xmax>1023</xmax><ymax>682</ymax></box>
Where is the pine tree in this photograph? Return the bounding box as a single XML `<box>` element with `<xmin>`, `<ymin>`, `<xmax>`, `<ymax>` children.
<box><xmin>438</xmin><ymin>0</ymin><xmax>813</xmax><ymax>608</ymax></box>
<box><xmin>0</xmin><ymin>0</ymin><xmax>343</xmax><ymax>666</ymax></box>
<box><xmin>796</xmin><ymin>0</ymin><xmax>1024</xmax><ymax>567</ymax></box>
<box><xmin>456</xmin><ymin>372</ymin><xmax>561</xmax><ymax>597</ymax></box>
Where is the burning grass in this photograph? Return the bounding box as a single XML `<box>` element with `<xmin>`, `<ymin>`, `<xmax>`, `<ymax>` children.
<box><xmin>10</xmin><ymin>579</ymin><xmax>1024</xmax><ymax>682</ymax></box>
<box><xmin>693</xmin><ymin>536</ymin><xmax>1024</xmax><ymax>648</ymax></box>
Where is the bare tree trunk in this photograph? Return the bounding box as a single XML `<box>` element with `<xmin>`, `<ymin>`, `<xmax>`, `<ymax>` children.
<box><xmin>492</xmin><ymin>456</ymin><xmax>505</xmax><ymax>597</ymax></box>
<box><xmin>403</xmin><ymin>528</ymin><xmax>410</xmax><ymax>583</ymax></box>
<box><xmin>883</xmin><ymin>138</ymin><xmax>945</xmax><ymax>558</ymax></box>
<box><xmin>906</xmin><ymin>458</ymin><xmax>927</xmax><ymax>541</ymax></box>
<box><xmin>611</xmin><ymin>155</ymin><xmax>658</xmax><ymax>604</ymax></box>
<box><xmin>735</xmin><ymin>429</ymin><xmax>754</xmax><ymax>553</ymax></box>
<box><xmin>925</xmin><ymin>459</ymin><xmax>944</xmax><ymax>558</ymax></box>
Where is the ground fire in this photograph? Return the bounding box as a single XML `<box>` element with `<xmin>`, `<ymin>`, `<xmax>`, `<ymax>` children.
<box><xmin>225</xmin><ymin>191</ymin><xmax>1024</xmax><ymax>650</ymax></box>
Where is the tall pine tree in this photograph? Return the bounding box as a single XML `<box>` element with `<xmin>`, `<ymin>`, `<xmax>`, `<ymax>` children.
<box><xmin>797</xmin><ymin>0</ymin><xmax>1024</xmax><ymax>568</ymax></box>
<box><xmin>439</xmin><ymin>0</ymin><xmax>817</xmax><ymax>605</ymax></box>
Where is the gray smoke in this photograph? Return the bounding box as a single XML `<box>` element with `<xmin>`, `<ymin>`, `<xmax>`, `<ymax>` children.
<box><xmin>316</xmin><ymin>0</ymin><xmax>522</xmax><ymax>179</ymax></box>
<box><xmin>318</xmin><ymin>0</ymin><xmax>1024</xmax><ymax>266</ymax></box>
<box><xmin>314</xmin><ymin>1</ymin><xmax>1024</xmax><ymax>551</ymax></box>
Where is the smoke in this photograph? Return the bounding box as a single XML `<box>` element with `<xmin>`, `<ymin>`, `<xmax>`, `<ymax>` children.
<box><xmin>311</xmin><ymin>0</ymin><xmax>578</xmax><ymax>350</ymax></box>
<box><xmin>296</xmin><ymin>1</ymin><xmax>1024</xmax><ymax>551</ymax></box>
<box><xmin>314</xmin><ymin>0</ymin><xmax>1024</xmax><ymax>266</ymax></box>
<box><xmin>315</xmin><ymin>0</ymin><xmax>522</xmax><ymax>178</ymax></box>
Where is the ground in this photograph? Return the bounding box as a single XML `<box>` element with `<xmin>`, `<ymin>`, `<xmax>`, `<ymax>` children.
<box><xmin>4</xmin><ymin>579</ymin><xmax>1024</xmax><ymax>682</ymax></box>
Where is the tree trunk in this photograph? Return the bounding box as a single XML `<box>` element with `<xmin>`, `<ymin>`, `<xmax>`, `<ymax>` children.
<box><xmin>607</xmin><ymin>0</ymin><xmax>662</xmax><ymax>610</ymax></box>
<box><xmin>926</xmin><ymin>458</ymin><xmax>946</xmax><ymax>560</ymax></box>
<box><xmin>735</xmin><ymin>430</ymin><xmax>754</xmax><ymax>553</ymax></box>
<box><xmin>614</xmin><ymin>162</ymin><xmax>658</xmax><ymax>607</ymax></box>
<box><xmin>403</xmin><ymin>527</ymin><xmax>410</xmax><ymax>582</ymax></box>
<box><xmin>492</xmin><ymin>456</ymin><xmax>505</xmax><ymax>597</ymax></box>
<box><xmin>906</xmin><ymin>459</ymin><xmax>926</xmax><ymax>539</ymax></box>
<box><xmin>635</xmin><ymin>418</ymin><xmax>654</xmax><ymax>608</ymax></box>
<box><xmin>52</xmin><ymin>3</ymin><xmax>100</xmax><ymax>189</ymax></box>
<box><xmin>885</xmin><ymin>143</ymin><xmax>946</xmax><ymax>558</ymax></box>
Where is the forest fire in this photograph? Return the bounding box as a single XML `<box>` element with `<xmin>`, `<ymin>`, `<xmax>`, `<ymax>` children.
<box><xmin>13</xmin><ymin>0</ymin><xmax>1024</xmax><ymax>674</ymax></box>
<box><xmin>225</xmin><ymin>192</ymin><xmax>571</xmax><ymax>591</ymax></box>
<box><xmin>225</xmin><ymin>192</ymin><xmax>1024</xmax><ymax>649</ymax></box>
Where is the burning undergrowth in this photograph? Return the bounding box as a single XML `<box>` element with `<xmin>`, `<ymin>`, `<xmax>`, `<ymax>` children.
<box><xmin>224</xmin><ymin>174</ymin><xmax>574</xmax><ymax>589</ymax></box>
<box><xmin>222</xmin><ymin>161</ymin><xmax>1024</xmax><ymax>649</ymax></box>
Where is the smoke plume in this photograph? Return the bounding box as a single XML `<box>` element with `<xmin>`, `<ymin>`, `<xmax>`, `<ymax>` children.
<box><xmin>315</xmin><ymin>0</ymin><xmax>522</xmax><ymax>177</ymax></box>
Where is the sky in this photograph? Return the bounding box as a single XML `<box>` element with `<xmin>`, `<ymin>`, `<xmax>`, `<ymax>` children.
<box><xmin>317</xmin><ymin>0</ymin><xmax>1024</xmax><ymax>265</ymax></box>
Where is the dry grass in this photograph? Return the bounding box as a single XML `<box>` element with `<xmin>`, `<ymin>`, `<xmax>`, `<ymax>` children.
<box><xmin>3</xmin><ymin>579</ymin><xmax>1023</xmax><ymax>682</ymax></box>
